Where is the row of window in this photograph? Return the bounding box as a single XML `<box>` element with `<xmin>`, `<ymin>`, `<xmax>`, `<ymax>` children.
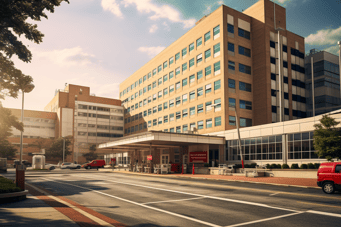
<box><xmin>228</xmin><ymin>79</ymin><xmax>252</xmax><ymax>92</ymax></box>
<box><xmin>228</xmin><ymin>116</ymin><xmax>252</xmax><ymax>127</ymax></box>
<box><xmin>228</xmin><ymin>98</ymin><xmax>252</xmax><ymax>110</ymax></box>
<box><xmin>125</xmin><ymin>79</ymin><xmax>221</xmax><ymax>114</ymax></box>
<box><xmin>77</xmin><ymin>112</ymin><xmax>124</xmax><ymax>120</ymax></box>
<box><xmin>121</xmin><ymin>25</ymin><xmax>221</xmax><ymax>98</ymax></box>
<box><xmin>270</xmin><ymin>90</ymin><xmax>306</xmax><ymax>103</ymax></box>
<box><xmin>228</xmin><ymin>42</ymin><xmax>251</xmax><ymax>57</ymax></box>
<box><xmin>271</xmin><ymin>106</ymin><xmax>307</xmax><ymax>117</ymax></box>
<box><xmin>78</xmin><ymin>104</ymin><xmax>123</xmax><ymax>113</ymax></box>
<box><xmin>78</xmin><ymin>132</ymin><xmax>123</xmax><ymax>138</ymax></box>
<box><xmin>227</xmin><ymin>23</ymin><xmax>250</xmax><ymax>40</ymax></box>
<box><xmin>77</xmin><ymin>123</ymin><xmax>123</xmax><ymax>131</ymax></box>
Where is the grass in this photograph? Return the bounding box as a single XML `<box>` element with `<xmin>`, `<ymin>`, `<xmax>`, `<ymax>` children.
<box><xmin>0</xmin><ymin>176</ymin><xmax>22</xmax><ymax>194</ymax></box>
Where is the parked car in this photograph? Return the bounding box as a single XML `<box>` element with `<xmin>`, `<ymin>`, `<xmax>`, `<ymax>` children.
<box><xmin>45</xmin><ymin>163</ymin><xmax>57</xmax><ymax>170</ymax></box>
<box><xmin>81</xmin><ymin>160</ymin><xmax>105</xmax><ymax>169</ymax></box>
<box><xmin>317</xmin><ymin>162</ymin><xmax>341</xmax><ymax>194</ymax></box>
<box><xmin>60</xmin><ymin>162</ymin><xmax>81</xmax><ymax>169</ymax></box>
<box><xmin>13</xmin><ymin>160</ymin><xmax>32</xmax><ymax>168</ymax></box>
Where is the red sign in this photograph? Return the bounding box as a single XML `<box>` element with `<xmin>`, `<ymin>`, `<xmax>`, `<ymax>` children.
<box><xmin>189</xmin><ymin>151</ymin><xmax>207</xmax><ymax>163</ymax></box>
<box><xmin>147</xmin><ymin>155</ymin><xmax>153</xmax><ymax>161</ymax></box>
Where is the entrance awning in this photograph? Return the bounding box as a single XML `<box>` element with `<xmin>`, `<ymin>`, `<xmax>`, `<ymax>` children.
<box><xmin>98</xmin><ymin>131</ymin><xmax>225</xmax><ymax>151</ymax></box>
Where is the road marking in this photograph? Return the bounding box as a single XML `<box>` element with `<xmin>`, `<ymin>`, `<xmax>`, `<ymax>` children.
<box><xmin>225</xmin><ymin>212</ymin><xmax>304</xmax><ymax>227</ymax></box>
<box><xmin>298</xmin><ymin>201</ymin><xmax>341</xmax><ymax>209</ymax></box>
<box><xmin>141</xmin><ymin>196</ymin><xmax>206</xmax><ymax>205</ymax></box>
<box><xmin>269</xmin><ymin>193</ymin><xmax>281</xmax><ymax>196</ymax></box>
<box><xmin>307</xmin><ymin>210</ymin><xmax>341</xmax><ymax>218</ymax></box>
<box><xmin>41</xmin><ymin>178</ymin><xmax>221</xmax><ymax>227</ymax></box>
<box><xmin>48</xmin><ymin>176</ymin><xmax>299</xmax><ymax>213</ymax></box>
<box><xmin>26</xmin><ymin>183</ymin><xmax>114</xmax><ymax>227</ymax></box>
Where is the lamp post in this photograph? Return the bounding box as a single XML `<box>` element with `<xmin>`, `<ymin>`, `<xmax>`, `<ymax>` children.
<box><xmin>338</xmin><ymin>41</ymin><xmax>341</xmax><ymax>99</ymax></box>
<box><xmin>62</xmin><ymin>137</ymin><xmax>66</xmax><ymax>163</ymax></box>
<box><xmin>276</xmin><ymin>27</ymin><xmax>285</xmax><ymax>122</ymax></box>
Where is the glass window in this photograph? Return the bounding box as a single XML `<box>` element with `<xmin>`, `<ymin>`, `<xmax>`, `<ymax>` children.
<box><xmin>175</xmin><ymin>52</ymin><xmax>180</xmax><ymax>61</ymax></box>
<box><xmin>228</xmin><ymin>61</ymin><xmax>235</xmax><ymax>70</ymax></box>
<box><xmin>164</xmin><ymin>102</ymin><xmax>168</xmax><ymax>109</ymax></box>
<box><xmin>229</xmin><ymin>98</ymin><xmax>236</xmax><ymax>107</ymax></box>
<box><xmin>206</xmin><ymin>119</ymin><xmax>212</xmax><ymax>128</ymax></box>
<box><xmin>175</xmin><ymin>82</ymin><xmax>181</xmax><ymax>90</ymax></box>
<box><xmin>158</xmin><ymin>65</ymin><xmax>162</xmax><ymax>72</ymax></box>
<box><xmin>205</xmin><ymin>49</ymin><xmax>211</xmax><ymax>59</ymax></box>
<box><xmin>176</xmin><ymin>111</ymin><xmax>181</xmax><ymax>119</ymax></box>
<box><xmin>214</xmin><ymin>80</ymin><xmax>221</xmax><ymax>90</ymax></box>
<box><xmin>170</xmin><ymin>113</ymin><xmax>174</xmax><ymax>121</ymax></box>
<box><xmin>228</xmin><ymin>42</ymin><xmax>234</xmax><ymax>52</ymax></box>
<box><xmin>240</xmin><ymin>118</ymin><xmax>252</xmax><ymax>127</ymax></box>
<box><xmin>197</xmin><ymin>53</ymin><xmax>203</xmax><ymax>64</ymax></box>
<box><xmin>175</xmin><ymin>67</ymin><xmax>180</xmax><ymax>76</ymax></box>
<box><xmin>204</xmin><ymin>31</ymin><xmax>211</xmax><ymax>42</ymax></box>
<box><xmin>176</xmin><ymin>96</ymin><xmax>181</xmax><ymax>105</ymax></box>
<box><xmin>153</xmin><ymin>106</ymin><xmax>157</xmax><ymax>113</ymax></box>
<box><xmin>182</xmin><ymin>47</ymin><xmax>187</xmax><ymax>57</ymax></box>
<box><xmin>158</xmin><ymin>91</ymin><xmax>162</xmax><ymax>98</ymax></box>
<box><xmin>189</xmin><ymin>42</ymin><xmax>194</xmax><ymax>52</ymax></box>
<box><xmin>182</xmin><ymin>62</ymin><xmax>187</xmax><ymax>72</ymax></box>
<box><xmin>205</xmin><ymin>66</ymin><xmax>211</xmax><ymax>76</ymax></box>
<box><xmin>197</xmin><ymin>104</ymin><xmax>203</xmax><ymax>113</ymax></box>
<box><xmin>169</xmin><ymin>84</ymin><xmax>174</xmax><ymax>93</ymax></box>
<box><xmin>214</xmin><ymin>61</ymin><xmax>220</xmax><ymax>72</ymax></box>
<box><xmin>214</xmin><ymin>43</ymin><xmax>220</xmax><ymax>54</ymax></box>
<box><xmin>197</xmin><ymin>70</ymin><xmax>203</xmax><ymax>80</ymax></box>
<box><xmin>158</xmin><ymin>104</ymin><xmax>162</xmax><ymax>111</ymax></box>
<box><xmin>189</xmin><ymin>90</ymin><xmax>195</xmax><ymax>100</ymax></box>
<box><xmin>169</xmin><ymin>56</ymin><xmax>174</xmax><ymax>65</ymax></box>
<box><xmin>144</xmin><ymin>110</ymin><xmax>147</xmax><ymax>116</ymax></box>
<box><xmin>190</xmin><ymin>122</ymin><xmax>196</xmax><ymax>130</ymax></box>
<box><xmin>214</xmin><ymin>98</ymin><xmax>221</xmax><ymax>112</ymax></box>
<box><xmin>153</xmin><ymin>93</ymin><xmax>157</xmax><ymax>100</ymax></box>
<box><xmin>143</xmin><ymin>75</ymin><xmax>147</xmax><ymax>81</ymax></box>
<box><xmin>198</xmin><ymin>120</ymin><xmax>204</xmax><ymax>129</ymax></box>
<box><xmin>148</xmin><ymin>96</ymin><xmax>151</xmax><ymax>103</ymax></box>
<box><xmin>183</xmin><ymin>124</ymin><xmax>188</xmax><ymax>132</ymax></box>
<box><xmin>152</xmin><ymin>81</ymin><xmax>156</xmax><ymax>88</ymax></box>
<box><xmin>148</xmin><ymin>108</ymin><xmax>151</xmax><ymax>115</ymax></box>
<box><xmin>158</xmin><ymin>117</ymin><xmax>162</xmax><ymax>124</ymax></box>
<box><xmin>189</xmin><ymin>58</ymin><xmax>195</xmax><ymax>68</ymax></box>
<box><xmin>229</xmin><ymin>116</ymin><xmax>236</xmax><ymax>125</ymax></box>
<box><xmin>164</xmin><ymin>115</ymin><xmax>168</xmax><ymax>123</ymax></box>
<box><xmin>163</xmin><ymin>61</ymin><xmax>168</xmax><ymax>69</ymax></box>
<box><xmin>228</xmin><ymin>79</ymin><xmax>235</xmax><ymax>88</ymax></box>
<box><xmin>176</xmin><ymin>126</ymin><xmax>181</xmax><ymax>133</ymax></box>
<box><xmin>238</xmin><ymin>46</ymin><xmax>251</xmax><ymax>57</ymax></box>
<box><xmin>197</xmin><ymin>87</ymin><xmax>203</xmax><ymax>96</ymax></box>
<box><xmin>148</xmin><ymin>72</ymin><xmax>151</xmax><ymax>79</ymax></box>
<box><xmin>227</xmin><ymin>23</ymin><xmax>234</xmax><ymax>33</ymax></box>
<box><xmin>158</xmin><ymin>77</ymin><xmax>162</xmax><ymax>85</ymax></box>
<box><xmin>148</xmin><ymin>84</ymin><xmax>151</xmax><ymax>91</ymax></box>
<box><xmin>169</xmin><ymin>71</ymin><xmax>174</xmax><ymax>79</ymax></box>
<box><xmin>206</xmin><ymin>101</ymin><xmax>212</xmax><ymax>112</ymax></box>
<box><xmin>170</xmin><ymin>127</ymin><xmax>174</xmax><ymax>132</ymax></box>
<box><xmin>148</xmin><ymin>121</ymin><xmax>151</xmax><ymax>127</ymax></box>
<box><xmin>153</xmin><ymin>69</ymin><xmax>156</xmax><ymax>76</ymax></box>
<box><xmin>239</xmin><ymin>63</ymin><xmax>251</xmax><ymax>75</ymax></box>
<box><xmin>153</xmin><ymin>119</ymin><xmax>157</xmax><ymax>126</ymax></box>
<box><xmin>182</xmin><ymin>109</ymin><xmax>188</xmax><ymax>118</ymax></box>
<box><xmin>163</xmin><ymin>75</ymin><xmax>168</xmax><ymax>82</ymax></box>
<box><xmin>182</xmin><ymin>94</ymin><xmax>188</xmax><ymax>102</ymax></box>
<box><xmin>143</xmin><ymin>87</ymin><xmax>147</xmax><ymax>93</ymax></box>
<box><xmin>197</xmin><ymin>37</ymin><xmax>202</xmax><ymax>47</ymax></box>
<box><xmin>163</xmin><ymin>88</ymin><xmax>168</xmax><ymax>95</ymax></box>
<box><xmin>182</xmin><ymin>78</ymin><xmax>188</xmax><ymax>86</ymax></box>
<box><xmin>190</xmin><ymin>106</ymin><xmax>195</xmax><ymax>115</ymax></box>
<box><xmin>169</xmin><ymin>99</ymin><xmax>174</xmax><ymax>107</ymax></box>
<box><xmin>239</xmin><ymin>82</ymin><xmax>252</xmax><ymax>92</ymax></box>
<box><xmin>205</xmin><ymin>83</ymin><xmax>212</xmax><ymax>94</ymax></box>
<box><xmin>238</xmin><ymin>28</ymin><xmax>250</xmax><ymax>40</ymax></box>
<box><xmin>139</xmin><ymin>78</ymin><xmax>142</xmax><ymax>84</ymax></box>
<box><xmin>240</xmin><ymin>100</ymin><xmax>252</xmax><ymax>110</ymax></box>
<box><xmin>189</xmin><ymin>74</ymin><xmax>195</xmax><ymax>84</ymax></box>
<box><xmin>213</xmin><ymin>25</ymin><xmax>220</xmax><ymax>36</ymax></box>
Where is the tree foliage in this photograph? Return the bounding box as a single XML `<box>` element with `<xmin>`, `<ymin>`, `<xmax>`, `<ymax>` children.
<box><xmin>83</xmin><ymin>144</ymin><xmax>98</xmax><ymax>162</ymax></box>
<box><xmin>45</xmin><ymin>137</ymin><xmax>72</xmax><ymax>160</ymax></box>
<box><xmin>314</xmin><ymin>114</ymin><xmax>341</xmax><ymax>161</ymax></box>
<box><xmin>0</xmin><ymin>140</ymin><xmax>17</xmax><ymax>159</ymax></box>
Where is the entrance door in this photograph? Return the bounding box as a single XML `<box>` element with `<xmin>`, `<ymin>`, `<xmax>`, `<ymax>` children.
<box><xmin>161</xmin><ymin>155</ymin><xmax>169</xmax><ymax>164</ymax></box>
<box><xmin>209</xmin><ymin>149</ymin><xmax>219</xmax><ymax>167</ymax></box>
<box><xmin>183</xmin><ymin>155</ymin><xmax>188</xmax><ymax>164</ymax></box>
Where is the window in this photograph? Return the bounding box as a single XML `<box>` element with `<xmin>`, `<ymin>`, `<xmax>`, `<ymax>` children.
<box><xmin>227</xmin><ymin>23</ymin><xmax>234</xmax><ymax>33</ymax></box>
<box><xmin>144</xmin><ymin>110</ymin><xmax>147</xmax><ymax>116</ymax></box>
<box><xmin>189</xmin><ymin>58</ymin><xmax>195</xmax><ymax>68</ymax></box>
<box><xmin>176</xmin><ymin>126</ymin><xmax>181</xmax><ymax>133</ymax></box>
<box><xmin>153</xmin><ymin>93</ymin><xmax>157</xmax><ymax>100</ymax></box>
<box><xmin>143</xmin><ymin>75</ymin><xmax>147</xmax><ymax>82</ymax></box>
<box><xmin>158</xmin><ymin>104</ymin><xmax>162</xmax><ymax>111</ymax></box>
<box><xmin>189</xmin><ymin>90</ymin><xmax>195</xmax><ymax>100</ymax></box>
<box><xmin>153</xmin><ymin>119</ymin><xmax>157</xmax><ymax>126</ymax></box>
<box><xmin>213</xmin><ymin>25</ymin><xmax>220</xmax><ymax>36</ymax></box>
<box><xmin>152</xmin><ymin>81</ymin><xmax>156</xmax><ymax>88</ymax></box>
<box><xmin>135</xmin><ymin>103</ymin><xmax>138</xmax><ymax>109</ymax></box>
<box><xmin>148</xmin><ymin>96</ymin><xmax>151</xmax><ymax>103</ymax></box>
<box><xmin>197</xmin><ymin>53</ymin><xmax>203</xmax><ymax>64</ymax></box>
<box><xmin>148</xmin><ymin>108</ymin><xmax>151</xmax><ymax>115</ymax></box>
<box><xmin>176</xmin><ymin>111</ymin><xmax>181</xmax><ymax>119</ymax></box>
<box><xmin>148</xmin><ymin>84</ymin><xmax>151</xmax><ymax>91</ymax></box>
<box><xmin>182</xmin><ymin>109</ymin><xmax>188</xmax><ymax>118</ymax></box>
<box><xmin>182</xmin><ymin>94</ymin><xmax>188</xmax><ymax>102</ymax></box>
<box><xmin>176</xmin><ymin>96</ymin><xmax>181</xmax><ymax>105</ymax></box>
<box><xmin>139</xmin><ymin>101</ymin><xmax>143</xmax><ymax>107</ymax></box>
<box><xmin>229</xmin><ymin>116</ymin><xmax>236</xmax><ymax>125</ymax></box>
<box><xmin>206</xmin><ymin>119</ymin><xmax>212</xmax><ymax>128</ymax></box>
<box><xmin>170</xmin><ymin>113</ymin><xmax>174</xmax><ymax>121</ymax></box>
<box><xmin>169</xmin><ymin>71</ymin><xmax>174</xmax><ymax>79</ymax></box>
<box><xmin>197</xmin><ymin>104</ymin><xmax>203</xmax><ymax>113</ymax></box>
<box><xmin>197</xmin><ymin>87</ymin><xmax>203</xmax><ymax>96</ymax></box>
<box><xmin>182</xmin><ymin>47</ymin><xmax>187</xmax><ymax>57</ymax></box>
<box><xmin>143</xmin><ymin>99</ymin><xmax>147</xmax><ymax>105</ymax></box>
<box><xmin>169</xmin><ymin>99</ymin><xmax>174</xmax><ymax>108</ymax></box>
<box><xmin>206</xmin><ymin>101</ymin><xmax>212</xmax><ymax>112</ymax></box>
<box><xmin>158</xmin><ymin>65</ymin><xmax>162</xmax><ymax>72</ymax></box>
<box><xmin>183</xmin><ymin>124</ymin><xmax>188</xmax><ymax>132</ymax></box>
<box><xmin>139</xmin><ymin>90</ymin><xmax>142</xmax><ymax>96</ymax></box>
<box><xmin>198</xmin><ymin>120</ymin><xmax>204</xmax><ymax>129</ymax></box>
<box><xmin>228</xmin><ymin>42</ymin><xmax>234</xmax><ymax>52</ymax></box>
<box><xmin>170</xmin><ymin>127</ymin><xmax>174</xmax><ymax>132</ymax></box>
<box><xmin>169</xmin><ymin>85</ymin><xmax>174</xmax><ymax>93</ymax></box>
<box><xmin>205</xmin><ymin>66</ymin><xmax>211</xmax><ymax>76</ymax></box>
<box><xmin>205</xmin><ymin>84</ymin><xmax>212</xmax><ymax>94</ymax></box>
<box><xmin>214</xmin><ymin>61</ymin><xmax>220</xmax><ymax>73</ymax></box>
<box><xmin>213</xmin><ymin>117</ymin><xmax>221</xmax><ymax>127</ymax></box>
<box><xmin>135</xmin><ymin>81</ymin><xmax>138</xmax><ymax>87</ymax></box>
<box><xmin>158</xmin><ymin>77</ymin><xmax>162</xmax><ymax>85</ymax></box>
<box><xmin>189</xmin><ymin>74</ymin><xmax>195</xmax><ymax>84</ymax></box>
<box><xmin>153</xmin><ymin>106</ymin><xmax>157</xmax><ymax>113</ymax></box>
<box><xmin>153</xmin><ymin>69</ymin><xmax>156</xmax><ymax>76</ymax></box>
<box><xmin>228</xmin><ymin>79</ymin><xmax>235</xmax><ymax>88</ymax></box>
<box><xmin>214</xmin><ymin>43</ymin><xmax>220</xmax><ymax>54</ymax></box>
<box><xmin>228</xmin><ymin>61</ymin><xmax>235</xmax><ymax>70</ymax></box>
<box><xmin>197</xmin><ymin>70</ymin><xmax>203</xmax><ymax>80</ymax></box>
<box><xmin>197</xmin><ymin>37</ymin><xmax>202</xmax><ymax>47</ymax></box>
<box><xmin>229</xmin><ymin>98</ymin><xmax>236</xmax><ymax>107</ymax></box>
<box><xmin>175</xmin><ymin>82</ymin><xmax>181</xmax><ymax>90</ymax></box>
<box><xmin>238</xmin><ymin>28</ymin><xmax>250</xmax><ymax>40</ymax></box>
<box><xmin>175</xmin><ymin>67</ymin><xmax>180</xmax><ymax>76</ymax></box>
<box><xmin>240</xmin><ymin>118</ymin><xmax>252</xmax><ymax>127</ymax></box>
<box><xmin>163</xmin><ymin>75</ymin><xmax>168</xmax><ymax>82</ymax></box>
<box><xmin>164</xmin><ymin>102</ymin><xmax>168</xmax><ymax>109</ymax></box>
<box><xmin>164</xmin><ymin>115</ymin><xmax>168</xmax><ymax>123</ymax></box>
<box><xmin>148</xmin><ymin>72</ymin><xmax>151</xmax><ymax>79</ymax></box>
<box><xmin>239</xmin><ymin>82</ymin><xmax>252</xmax><ymax>92</ymax></box>
<box><xmin>190</xmin><ymin>122</ymin><xmax>196</xmax><ymax>130</ymax></box>
<box><xmin>163</xmin><ymin>61</ymin><xmax>168</xmax><ymax>69</ymax></box>
<box><xmin>139</xmin><ymin>78</ymin><xmax>142</xmax><ymax>84</ymax></box>
<box><xmin>239</xmin><ymin>63</ymin><xmax>251</xmax><ymax>75</ymax></box>
<box><xmin>169</xmin><ymin>57</ymin><xmax>174</xmax><ymax>65</ymax></box>
<box><xmin>163</xmin><ymin>88</ymin><xmax>168</xmax><ymax>95</ymax></box>
<box><xmin>190</xmin><ymin>106</ymin><xmax>195</xmax><ymax>115</ymax></box>
<box><xmin>214</xmin><ymin>98</ymin><xmax>221</xmax><ymax>112</ymax></box>
<box><xmin>182</xmin><ymin>62</ymin><xmax>187</xmax><ymax>72</ymax></box>
<box><xmin>204</xmin><ymin>31</ymin><xmax>210</xmax><ymax>42</ymax></box>
<box><xmin>205</xmin><ymin>49</ymin><xmax>211</xmax><ymax>59</ymax></box>
<box><xmin>214</xmin><ymin>80</ymin><xmax>221</xmax><ymax>90</ymax></box>
<box><xmin>239</xmin><ymin>46</ymin><xmax>251</xmax><ymax>57</ymax></box>
<box><xmin>158</xmin><ymin>117</ymin><xmax>162</xmax><ymax>124</ymax></box>
<box><xmin>182</xmin><ymin>78</ymin><xmax>188</xmax><ymax>86</ymax></box>
<box><xmin>189</xmin><ymin>42</ymin><xmax>194</xmax><ymax>52</ymax></box>
<box><xmin>175</xmin><ymin>52</ymin><xmax>180</xmax><ymax>61</ymax></box>
<box><xmin>143</xmin><ymin>87</ymin><xmax>147</xmax><ymax>93</ymax></box>
<box><xmin>240</xmin><ymin>100</ymin><xmax>252</xmax><ymax>110</ymax></box>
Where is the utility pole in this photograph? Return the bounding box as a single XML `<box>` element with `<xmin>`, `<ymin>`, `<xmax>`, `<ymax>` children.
<box><xmin>235</xmin><ymin>110</ymin><xmax>244</xmax><ymax>169</ymax></box>
<box><xmin>63</xmin><ymin>138</ymin><xmax>65</xmax><ymax>163</ymax></box>
<box><xmin>311</xmin><ymin>57</ymin><xmax>315</xmax><ymax>117</ymax></box>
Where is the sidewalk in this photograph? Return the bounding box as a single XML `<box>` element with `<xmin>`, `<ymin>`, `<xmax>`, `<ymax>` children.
<box><xmin>105</xmin><ymin>170</ymin><xmax>319</xmax><ymax>189</ymax></box>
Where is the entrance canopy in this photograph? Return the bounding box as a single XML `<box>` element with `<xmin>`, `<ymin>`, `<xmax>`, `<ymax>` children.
<box><xmin>98</xmin><ymin>131</ymin><xmax>225</xmax><ymax>152</ymax></box>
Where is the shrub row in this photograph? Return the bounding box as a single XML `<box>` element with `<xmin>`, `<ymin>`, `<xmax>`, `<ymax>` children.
<box><xmin>0</xmin><ymin>177</ymin><xmax>22</xmax><ymax>194</ymax></box>
<box><xmin>265</xmin><ymin>163</ymin><xmax>320</xmax><ymax>169</ymax></box>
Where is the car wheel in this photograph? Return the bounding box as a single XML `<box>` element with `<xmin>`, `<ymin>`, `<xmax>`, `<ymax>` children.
<box><xmin>86</xmin><ymin>166</ymin><xmax>91</xmax><ymax>169</ymax></box>
<box><xmin>77</xmin><ymin>166</ymin><xmax>80</xmax><ymax>169</ymax></box>
<box><xmin>322</xmin><ymin>182</ymin><xmax>335</xmax><ymax>194</ymax></box>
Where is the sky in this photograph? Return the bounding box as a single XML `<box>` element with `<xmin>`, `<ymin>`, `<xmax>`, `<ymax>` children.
<box><xmin>3</xmin><ymin>0</ymin><xmax>341</xmax><ymax>111</ymax></box>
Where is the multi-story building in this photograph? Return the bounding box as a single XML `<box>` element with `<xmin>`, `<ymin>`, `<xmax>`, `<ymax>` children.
<box><xmin>305</xmin><ymin>49</ymin><xmax>341</xmax><ymax>117</ymax></box>
<box><xmin>43</xmin><ymin>84</ymin><xmax>124</xmax><ymax>163</ymax></box>
<box><xmin>119</xmin><ymin>0</ymin><xmax>306</xmax><ymax>137</ymax></box>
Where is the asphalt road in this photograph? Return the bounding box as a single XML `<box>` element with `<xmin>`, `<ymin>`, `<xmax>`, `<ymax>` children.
<box><xmin>3</xmin><ymin>169</ymin><xmax>341</xmax><ymax>227</ymax></box>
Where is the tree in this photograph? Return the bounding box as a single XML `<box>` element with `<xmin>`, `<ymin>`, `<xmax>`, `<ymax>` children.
<box><xmin>82</xmin><ymin>144</ymin><xmax>98</xmax><ymax>162</ymax></box>
<box><xmin>45</xmin><ymin>137</ymin><xmax>72</xmax><ymax>160</ymax></box>
<box><xmin>31</xmin><ymin>138</ymin><xmax>53</xmax><ymax>151</ymax></box>
<box><xmin>314</xmin><ymin>114</ymin><xmax>341</xmax><ymax>161</ymax></box>
<box><xmin>0</xmin><ymin>140</ymin><xmax>17</xmax><ymax>159</ymax></box>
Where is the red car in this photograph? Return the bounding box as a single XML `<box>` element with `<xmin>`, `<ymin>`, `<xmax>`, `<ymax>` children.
<box><xmin>81</xmin><ymin>160</ymin><xmax>105</xmax><ymax>169</ymax></box>
<box><xmin>317</xmin><ymin>162</ymin><xmax>341</xmax><ymax>194</ymax></box>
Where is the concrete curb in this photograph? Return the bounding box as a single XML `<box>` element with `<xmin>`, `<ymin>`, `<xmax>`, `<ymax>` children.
<box><xmin>0</xmin><ymin>190</ymin><xmax>29</xmax><ymax>203</ymax></box>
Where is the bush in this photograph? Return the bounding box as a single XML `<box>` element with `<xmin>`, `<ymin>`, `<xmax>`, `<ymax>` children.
<box><xmin>0</xmin><ymin>177</ymin><xmax>22</xmax><ymax>194</ymax></box>
<box><xmin>314</xmin><ymin>163</ymin><xmax>321</xmax><ymax>169</ymax></box>
<box><xmin>307</xmin><ymin>163</ymin><xmax>315</xmax><ymax>169</ymax></box>
<box><xmin>244</xmin><ymin>164</ymin><xmax>250</xmax><ymax>168</ymax></box>
<box><xmin>266</xmin><ymin>164</ymin><xmax>271</xmax><ymax>169</ymax></box>
<box><xmin>235</xmin><ymin>164</ymin><xmax>242</xmax><ymax>169</ymax></box>
<box><xmin>277</xmin><ymin>164</ymin><xmax>281</xmax><ymax>169</ymax></box>
<box><xmin>250</xmin><ymin>163</ymin><xmax>257</xmax><ymax>168</ymax></box>
<box><xmin>282</xmin><ymin>164</ymin><xmax>290</xmax><ymax>169</ymax></box>
<box><xmin>291</xmin><ymin>163</ymin><xmax>299</xmax><ymax>169</ymax></box>
<box><xmin>270</xmin><ymin>164</ymin><xmax>278</xmax><ymax>169</ymax></box>
<box><xmin>300</xmin><ymin>164</ymin><xmax>308</xmax><ymax>169</ymax></box>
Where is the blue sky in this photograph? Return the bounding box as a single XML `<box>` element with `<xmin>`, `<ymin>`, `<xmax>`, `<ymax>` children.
<box><xmin>3</xmin><ymin>0</ymin><xmax>341</xmax><ymax>111</ymax></box>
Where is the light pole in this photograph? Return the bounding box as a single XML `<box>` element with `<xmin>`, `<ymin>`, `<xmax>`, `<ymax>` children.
<box><xmin>276</xmin><ymin>27</ymin><xmax>285</xmax><ymax>122</ymax></box>
<box><xmin>63</xmin><ymin>137</ymin><xmax>65</xmax><ymax>163</ymax></box>
<box><xmin>338</xmin><ymin>41</ymin><xmax>341</xmax><ymax>99</ymax></box>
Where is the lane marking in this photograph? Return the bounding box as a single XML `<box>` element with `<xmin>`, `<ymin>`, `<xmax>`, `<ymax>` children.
<box><xmin>307</xmin><ymin>210</ymin><xmax>341</xmax><ymax>218</ymax></box>
<box><xmin>269</xmin><ymin>193</ymin><xmax>281</xmax><ymax>196</ymax></box>
<box><xmin>48</xmin><ymin>175</ymin><xmax>299</xmax><ymax>213</ymax></box>
<box><xmin>225</xmin><ymin>212</ymin><xmax>304</xmax><ymax>227</ymax></box>
<box><xmin>27</xmin><ymin>183</ymin><xmax>114</xmax><ymax>227</ymax></box>
<box><xmin>141</xmin><ymin>197</ymin><xmax>206</xmax><ymax>205</ymax></box>
<box><xmin>298</xmin><ymin>201</ymin><xmax>341</xmax><ymax>209</ymax></box>
<box><xmin>41</xmin><ymin>178</ymin><xmax>221</xmax><ymax>227</ymax></box>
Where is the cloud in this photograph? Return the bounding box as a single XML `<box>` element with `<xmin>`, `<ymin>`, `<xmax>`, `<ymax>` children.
<box><xmin>204</xmin><ymin>1</ymin><xmax>224</xmax><ymax>15</ymax></box>
<box><xmin>149</xmin><ymin>24</ymin><xmax>158</xmax><ymax>33</ymax></box>
<box><xmin>101</xmin><ymin>0</ymin><xmax>123</xmax><ymax>18</ymax></box>
<box><xmin>324</xmin><ymin>45</ymin><xmax>340</xmax><ymax>56</ymax></box>
<box><xmin>305</xmin><ymin>26</ymin><xmax>341</xmax><ymax>45</ymax></box>
<box><xmin>138</xmin><ymin>46</ymin><xmax>165</xmax><ymax>58</ymax></box>
<box><xmin>217</xmin><ymin>1</ymin><xmax>224</xmax><ymax>5</ymax></box>
<box><xmin>274</xmin><ymin>0</ymin><xmax>292</xmax><ymax>6</ymax></box>
<box><xmin>163</xmin><ymin>22</ymin><xmax>170</xmax><ymax>32</ymax></box>
<box><xmin>36</xmin><ymin>47</ymin><xmax>97</xmax><ymax>67</ymax></box>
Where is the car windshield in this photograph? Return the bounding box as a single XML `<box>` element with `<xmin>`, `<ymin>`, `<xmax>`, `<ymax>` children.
<box><xmin>64</xmin><ymin>163</ymin><xmax>71</xmax><ymax>165</ymax></box>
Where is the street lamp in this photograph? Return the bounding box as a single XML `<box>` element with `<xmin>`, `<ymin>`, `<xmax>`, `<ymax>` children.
<box><xmin>276</xmin><ymin>27</ymin><xmax>285</xmax><ymax>122</ymax></box>
<box><xmin>338</xmin><ymin>41</ymin><xmax>341</xmax><ymax>99</ymax></box>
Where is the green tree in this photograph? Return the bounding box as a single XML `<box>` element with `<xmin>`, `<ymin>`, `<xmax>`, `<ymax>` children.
<box><xmin>82</xmin><ymin>144</ymin><xmax>98</xmax><ymax>162</ymax></box>
<box><xmin>46</xmin><ymin>137</ymin><xmax>72</xmax><ymax>160</ymax></box>
<box><xmin>314</xmin><ymin>114</ymin><xmax>341</xmax><ymax>161</ymax></box>
<box><xmin>0</xmin><ymin>140</ymin><xmax>17</xmax><ymax>159</ymax></box>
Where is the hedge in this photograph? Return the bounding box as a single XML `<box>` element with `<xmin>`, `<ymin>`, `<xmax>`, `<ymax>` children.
<box><xmin>0</xmin><ymin>177</ymin><xmax>22</xmax><ymax>194</ymax></box>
